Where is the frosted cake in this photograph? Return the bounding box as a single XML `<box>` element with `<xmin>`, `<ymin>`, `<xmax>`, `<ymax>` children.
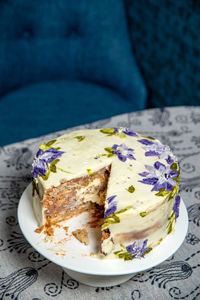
<box><xmin>32</xmin><ymin>128</ymin><xmax>180</xmax><ymax>260</ymax></box>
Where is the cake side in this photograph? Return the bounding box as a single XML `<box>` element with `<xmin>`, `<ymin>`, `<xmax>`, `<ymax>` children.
<box><xmin>100</xmin><ymin>132</ymin><xmax>180</xmax><ymax>258</ymax></box>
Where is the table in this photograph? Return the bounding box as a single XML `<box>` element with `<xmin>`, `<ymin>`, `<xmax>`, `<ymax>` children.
<box><xmin>0</xmin><ymin>106</ymin><xmax>200</xmax><ymax>300</ymax></box>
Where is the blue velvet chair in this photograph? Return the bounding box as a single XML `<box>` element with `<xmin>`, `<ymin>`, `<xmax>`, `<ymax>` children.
<box><xmin>0</xmin><ymin>0</ymin><xmax>146</xmax><ymax>146</ymax></box>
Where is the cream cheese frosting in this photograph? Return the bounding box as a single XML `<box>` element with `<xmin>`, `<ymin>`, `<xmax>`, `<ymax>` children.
<box><xmin>32</xmin><ymin>128</ymin><xmax>180</xmax><ymax>260</ymax></box>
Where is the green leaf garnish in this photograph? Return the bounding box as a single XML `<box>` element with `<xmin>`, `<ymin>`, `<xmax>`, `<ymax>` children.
<box><xmin>46</xmin><ymin>139</ymin><xmax>57</xmax><ymax>147</ymax></box>
<box><xmin>104</xmin><ymin>147</ymin><xmax>115</xmax><ymax>158</ymax></box>
<box><xmin>173</xmin><ymin>171</ymin><xmax>180</xmax><ymax>182</ymax></box>
<box><xmin>49</xmin><ymin>159</ymin><xmax>60</xmax><ymax>173</ymax></box>
<box><xmin>102</xmin><ymin>206</ymin><xmax>132</xmax><ymax>230</ymax></box>
<box><xmin>32</xmin><ymin>179</ymin><xmax>39</xmax><ymax>196</ymax></box>
<box><xmin>160</xmin><ymin>182</ymin><xmax>180</xmax><ymax>205</ymax></box>
<box><xmin>50</xmin><ymin>164</ymin><xmax>56</xmax><ymax>173</ymax></box>
<box><xmin>104</xmin><ymin>147</ymin><xmax>113</xmax><ymax>153</ymax></box>
<box><xmin>170</xmin><ymin>162</ymin><xmax>178</xmax><ymax>171</ymax></box>
<box><xmin>144</xmin><ymin>247</ymin><xmax>152</xmax><ymax>255</ymax></box>
<box><xmin>87</xmin><ymin>169</ymin><xmax>93</xmax><ymax>176</ymax></box>
<box><xmin>57</xmin><ymin>167</ymin><xmax>72</xmax><ymax>174</ymax></box>
<box><xmin>140</xmin><ymin>211</ymin><xmax>147</xmax><ymax>217</ymax></box>
<box><xmin>114</xmin><ymin>243</ymin><xmax>152</xmax><ymax>260</ymax></box>
<box><xmin>155</xmin><ymin>188</ymin><xmax>169</xmax><ymax>197</ymax></box>
<box><xmin>167</xmin><ymin>184</ymin><xmax>179</xmax><ymax>202</ymax></box>
<box><xmin>141</xmin><ymin>135</ymin><xmax>155</xmax><ymax>140</ymax></box>
<box><xmin>102</xmin><ymin>214</ymin><xmax>120</xmax><ymax>230</ymax></box>
<box><xmin>74</xmin><ymin>136</ymin><xmax>85</xmax><ymax>142</ymax></box>
<box><xmin>100</xmin><ymin>128</ymin><xmax>127</xmax><ymax>139</ymax></box>
<box><xmin>40</xmin><ymin>168</ymin><xmax>51</xmax><ymax>181</ymax></box>
<box><xmin>167</xmin><ymin>211</ymin><xmax>176</xmax><ymax>234</ymax></box>
<box><xmin>114</xmin><ymin>248</ymin><xmax>134</xmax><ymax>261</ymax></box>
<box><xmin>126</xmin><ymin>185</ymin><xmax>135</xmax><ymax>193</ymax></box>
<box><xmin>115</xmin><ymin>132</ymin><xmax>126</xmax><ymax>139</ymax></box>
<box><xmin>100</xmin><ymin>128</ymin><xmax>115</xmax><ymax>136</ymax></box>
<box><xmin>116</xmin><ymin>206</ymin><xmax>133</xmax><ymax>215</ymax></box>
<box><xmin>39</xmin><ymin>139</ymin><xmax>57</xmax><ymax>151</ymax></box>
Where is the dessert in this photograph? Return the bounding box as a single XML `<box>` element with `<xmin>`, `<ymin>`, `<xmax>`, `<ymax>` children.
<box><xmin>72</xmin><ymin>229</ymin><xmax>89</xmax><ymax>245</ymax></box>
<box><xmin>32</xmin><ymin>128</ymin><xmax>180</xmax><ymax>260</ymax></box>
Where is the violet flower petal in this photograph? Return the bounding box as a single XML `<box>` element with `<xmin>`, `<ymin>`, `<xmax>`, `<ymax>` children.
<box><xmin>104</xmin><ymin>202</ymin><xmax>117</xmax><ymax>217</ymax></box>
<box><xmin>138</xmin><ymin>139</ymin><xmax>154</xmax><ymax>145</ymax></box>
<box><xmin>107</xmin><ymin>195</ymin><xmax>117</xmax><ymax>204</ymax></box>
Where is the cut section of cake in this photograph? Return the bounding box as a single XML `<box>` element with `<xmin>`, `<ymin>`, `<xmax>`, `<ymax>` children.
<box><xmin>32</xmin><ymin>128</ymin><xmax>180</xmax><ymax>260</ymax></box>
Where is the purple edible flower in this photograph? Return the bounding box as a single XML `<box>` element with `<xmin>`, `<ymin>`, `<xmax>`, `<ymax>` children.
<box><xmin>114</xmin><ymin>127</ymin><xmax>137</xmax><ymax>137</ymax></box>
<box><xmin>138</xmin><ymin>139</ymin><xmax>154</xmax><ymax>146</ymax></box>
<box><xmin>112</xmin><ymin>143</ymin><xmax>136</xmax><ymax>162</ymax></box>
<box><xmin>138</xmin><ymin>139</ymin><xmax>173</xmax><ymax>162</ymax></box>
<box><xmin>32</xmin><ymin>148</ymin><xmax>64</xmax><ymax>178</ymax></box>
<box><xmin>139</xmin><ymin>161</ymin><xmax>179</xmax><ymax>192</ymax></box>
<box><xmin>166</xmin><ymin>155</ymin><xmax>174</xmax><ymax>165</ymax></box>
<box><xmin>173</xmin><ymin>195</ymin><xmax>181</xmax><ymax>219</ymax></box>
<box><xmin>105</xmin><ymin>195</ymin><xmax>117</xmax><ymax>217</ymax></box>
<box><xmin>107</xmin><ymin>195</ymin><xmax>117</xmax><ymax>204</ymax></box>
<box><xmin>126</xmin><ymin>239</ymin><xmax>149</xmax><ymax>258</ymax></box>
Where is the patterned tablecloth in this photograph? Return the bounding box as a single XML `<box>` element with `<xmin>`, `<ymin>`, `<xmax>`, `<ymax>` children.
<box><xmin>0</xmin><ymin>106</ymin><xmax>200</xmax><ymax>300</ymax></box>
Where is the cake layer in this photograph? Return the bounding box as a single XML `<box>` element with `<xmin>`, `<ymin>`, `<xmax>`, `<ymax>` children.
<box><xmin>33</xmin><ymin>166</ymin><xmax>109</xmax><ymax>228</ymax></box>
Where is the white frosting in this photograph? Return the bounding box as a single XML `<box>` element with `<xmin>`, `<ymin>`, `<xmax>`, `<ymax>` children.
<box><xmin>32</xmin><ymin>190</ymin><xmax>44</xmax><ymax>228</ymax></box>
<box><xmin>35</xmin><ymin>129</ymin><xmax>175</xmax><ymax>204</ymax></box>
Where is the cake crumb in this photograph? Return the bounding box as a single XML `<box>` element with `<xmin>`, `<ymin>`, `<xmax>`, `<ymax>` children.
<box><xmin>72</xmin><ymin>229</ymin><xmax>89</xmax><ymax>245</ymax></box>
<box><xmin>63</xmin><ymin>226</ymin><xmax>69</xmax><ymax>235</ymax></box>
<box><xmin>35</xmin><ymin>225</ymin><xmax>44</xmax><ymax>234</ymax></box>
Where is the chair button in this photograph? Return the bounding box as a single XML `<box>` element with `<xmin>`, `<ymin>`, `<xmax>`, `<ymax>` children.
<box><xmin>23</xmin><ymin>29</ymin><xmax>33</xmax><ymax>39</ymax></box>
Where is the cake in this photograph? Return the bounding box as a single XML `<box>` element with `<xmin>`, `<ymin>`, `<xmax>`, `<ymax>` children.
<box><xmin>32</xmin><ymin>128</ymin><xmax>180</xmax><ymax>260</ymax></box>
<box><xmin>72</xmin><ymin>229</ymin><xmax>89</xmax><ymax>245</ymax></box>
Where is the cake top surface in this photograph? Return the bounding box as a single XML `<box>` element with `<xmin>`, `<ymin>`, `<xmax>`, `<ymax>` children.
<box><xmin>32</xmin><ymin>128</ymin><xmax>179</xmax><ymax>214</ymax></box>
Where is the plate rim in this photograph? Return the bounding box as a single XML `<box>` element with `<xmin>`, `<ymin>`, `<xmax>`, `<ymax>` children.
<box><xmin>18</xmin><ymin>184</ymin><xmax>188</xmax><ymax>276</ymax></box>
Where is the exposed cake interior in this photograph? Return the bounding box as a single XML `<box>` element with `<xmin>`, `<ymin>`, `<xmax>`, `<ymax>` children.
<box><xmin>33</xmin><ymin>166</ymin><xmax>110</xmax><ymax>235</ymax></box>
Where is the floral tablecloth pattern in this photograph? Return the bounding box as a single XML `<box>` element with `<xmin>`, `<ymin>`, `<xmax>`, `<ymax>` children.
<box><xmin>0</xmin><ymin>106</ymin><xmax>200</xmax><ymax>300</ymax></box>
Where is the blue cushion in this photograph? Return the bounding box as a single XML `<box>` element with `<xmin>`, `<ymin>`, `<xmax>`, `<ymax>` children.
<box><xmin>0</xmin><ymin>80</ymin><xmax>137</xmax><ymax>146</ymax></box>
<box><xmin>0</xmin><ymin>0</ymin><xmax>146</xmax><ymax>106</ymax></box>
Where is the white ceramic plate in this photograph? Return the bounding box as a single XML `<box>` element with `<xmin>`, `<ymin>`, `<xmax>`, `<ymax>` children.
<box><xmin>18</xmin><ymin>184</ymin><xmax>188</xmax><ymax>279</ymax></box>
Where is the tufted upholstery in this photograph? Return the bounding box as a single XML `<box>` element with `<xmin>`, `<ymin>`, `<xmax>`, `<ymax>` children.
<box><xmin>0</xmin><ymin>80</ymin><xmax>136</xmax><ymax>145</ymax></box>
<box><xmin>0</xmin><ymin>0</ymin><xmax>147</xmax><ymax>146</ymax></box>
<box><xmin>0</xmin><ymin>0</ymin><xmax>146</xmax><ymax>101</ymax></box>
